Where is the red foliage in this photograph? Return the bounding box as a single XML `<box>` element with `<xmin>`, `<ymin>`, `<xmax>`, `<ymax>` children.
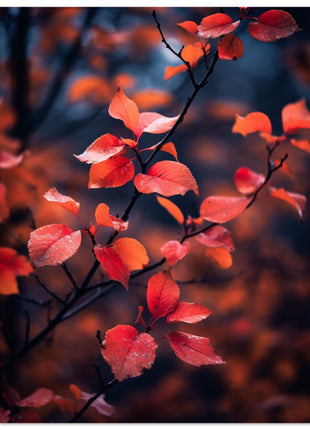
<box><xmin>147</xmin><ymin>270</ymin><xmax>180</xmax><ymax>320</ymax></box>
<box><xmin>0</xmin><ymin>247</ymin><xmax>33</xmax><ymax>295</ymax></box>
<box><xmin>218</xmin><ymin>34</ymin><xmax>244</xmax><ymax>60</ymax></box>
<box><xmin>198</xmin><ymin>13</ymin><xmax>240</xmax><ymax>39</ymax></box>
<box><xmin>200</xmin><ymin>195</ymin><xmax>251</xmax><ymax>223</ymax></box>
<box><xmin>248</xmin><ymin>10</ymin><xmax>300</xmax><ymax>42</ymax></box>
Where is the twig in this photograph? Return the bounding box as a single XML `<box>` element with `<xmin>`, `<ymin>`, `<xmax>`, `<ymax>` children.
<box><xmin>62</xmin><ymin>263</ymin><xmax>78</xmax><ymax>290</ymax></box>
<box><xmin>32</xmin><ymin>273</ymin><xmax>65</xmax><ymax>304</ymax></box>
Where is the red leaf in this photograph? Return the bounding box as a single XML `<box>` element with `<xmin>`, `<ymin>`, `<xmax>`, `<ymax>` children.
<box><xmin>74</xmin><ymin>133</ymin><xmax>124</xmax><ymax>164</ymax></box>
<box><xmin>43</xmin><ymin>187</ymin><xmax>80</xmax><ymax>216</ymax></box>
<box><xmin>269</xmin><ymin>187</ymin><xmax>306</xmax><ymax>220</ymax></box>
<box><xmin>248</xmin><ymin>10</ymin><xmax>300</xmax><ymax>42</ymax></box>
<box><xmin>290</xmin><ymin>139</ymin><xmax>310</xmax><ymax>153</ymax></box>
<box><xmin>206</xmin><ymin>247</ymin><xmax>233</xmax><ymax>269</ymax></box>
<box><xmin>89</xmin><ymin>155</ymin><xmax>135</xmax><ymax>188</ymax></box>
<box><xmin>195</xmin><ymin>225</ymin><xmax>235</xmax><ymax>252</ymax></box>
<box><xmin>135</xmin><ymin>112</ymin><xmax>180</xmax><ymax>138</ymax></box>
<box><xmin>17</xmin><ymin>388</ymin><xmax>53</xmax><ymax>408</ymax></box>
<box><xmin>168</xmin><ymin>331</ymin><xmax>225</xmax><ymax>366</ymax></box>
<box><xmin>95</xmin><ymin>203</ymin><xmax>128</xmax><ymax>231</ymax></box>
<box><xmin>0</xmin><ymin>182</ymin><xmax>9</xmax><ymax>222</ymax></box>
<box><xmin>0</xmin><ymin>150</ymin><xmax>24</xmax><ymax>169</ymax></box>
<box><xmin>198</xmin><ymin>13</ymin><xmax>240</xmax><ymax>39</ymax></box>
<box><xmin>134</xmin><ymin>160</ymin><xmax>198</xmax><ymax>197</ymax></box>
<box><xmin>112</xmin><ymin>238</ymin><xmax>149</xmax><ymax>272</ymax></box>
<box><xmin>156</xmin><ymin>195</ymin><xmax>184</xmax><ymax>225</ymax></box>
<box><xmin>234</xmin><ymin>166</ymin><xmax>265</xmax><ymax>194</ymax></box>
<box><xmin>177</xmin><ymin>20</ymin><xmax>198</xmax><ymax>34</ymax></box>
<box><xmin>165</xmin><ymin>42</ymin><xmax>206</xmax><ymax>80</ymax></box>
<box><xmin>134</xmin><ymin>306</ymin><xmax>146</xmax><ymax>326</ymax></box>
<box><xmin>166</xmin><ymin>302</ymin><xmax>212</xmax><ymax>323</ymax></box>
<box><xmin>282</xmin><ymin>99</ymin><xmax>310</xmax><ymax>135</ymax></box>
<box><xmin>108</xmin><ymin>87</ymin><xmax>139</xmax><ymax>133</ymax></box>
<box><xmin>218</xmin><ymin>33</ymin><xmax>244</xmax><ymax>60</ymax></box>
<box><xmin>0</xmin><ymin>247</ymin><xmax>33</xmax><ymax>295</ymax></box>
<box><xmin>160</xmin><ymin>240</ymin><xmax>191</xmax><ymax>266</ymax></box>
<box><xmin>142</xmin><ymin>141</ymin><xmax>178</xmax><ymax>161</ymax></box>
<box><xmin>28</xmin><ymin>224</ymin><xmax>81</xmax><ymax>267</ymax></box>
<box><xmin>94</xmin><ymin>245</ymin><xmax>130</xmax><ymax>289</ymax></box>
<box><xmin>232</xmin><ymin>112</ymin><xmax>272</xmax><ymax>136</ymax></box>
<box><xmin>67</xmin><ymin>75</ymin><xmax>112</xmax><ymax>104</ymax></box>
<box><xmin>200</xmin><ymin>195</ymin><xmax>251</xmax><ymax>223</ymax></box>
<box><xmin>101</xmin><ymin>324</ymin><xmax>157</xmax><ymax>381</ymax></box>
<box><xmin>147</xmin><ymin>270</ymin><xmax>180</xmax><ymax>320</ymax></box>
<box><xmin>69</xmin><ymin>384</ymin><xmax>114</xmax><ymax>416</ymax></box>
<box><xmin>52</xmin><ymin>395</ymin><xmax>75</xmax><ymax>414</ymax></box>
<box><xmin>165</xmin><ymin>65</ymin><xmax>187</xmax><ymax>80</ymax></box>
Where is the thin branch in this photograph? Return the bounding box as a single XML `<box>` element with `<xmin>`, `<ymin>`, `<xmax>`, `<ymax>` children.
<box><xmin>32</xmin><ymin>273</ymin><xmax>65</xmax><ymax>304</ymax></box>
<box><xmin>61</xmin><ymin>263</ymin><xmax>78</xmax><ymax>290</ymax></box>
<box><xmin>18</xmin><ymin>295</ymin><xmax>51</xmax><ymax>307</ymax></box>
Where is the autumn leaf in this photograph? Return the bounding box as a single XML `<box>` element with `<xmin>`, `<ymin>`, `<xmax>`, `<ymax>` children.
<box><xmin>43</xmin><ymin>187</ymin><xmax>80</xmax><ymax>216</ymax></box>
<box><xmin>112</xmin><ymin>238</ymin><xmax>149</xmax><ymax>272</ymax></box>
<box><xmin>67</xmin><ymin>75</ymin><xmax>112</xmax><ymax>104</ymax></box>
<box><xmin>269</xmin><ymin>187</ymin><xmax>307</xmax><ymax>219</ymax></box>
<box><xmin>147</xmin><ymin>270</ymin><xmax>180</xmax><ymax>320</ymax></box>
<box><xmin>101</xmin><ymin>324</ymin><xmax>157</xmax><ymax>381</ymax></box>
<box><xmin>135</xmin><ymin>112</ymin><xmax>180</xmax><ymax>138</ymax></box>
<box><xmin>166</xmin><ymin>302</ymin><xmax>212</xmax><ymax>324</ymax></box>
<box><xmin>232</xmin><ymin>112</ymin><xmax>272</xmax><ymax>136</ymax></box>
<box><xmin>89</xmin><ymin>155</ymin><xmax>135</xmax><ymax>188</ymax></box>
<box><xmin>248</xmin><ymin>10</ymin><xmax>300</xmax><ymax>42</ymax></box>
<box><xmin>28</xmin><ymin>224</ymin><xmax>81</xmax><ymax>267</ymax></box>
<box><xmin>177</xmin><ymin>20</ymin><xmax>198</xmax><ymax>35</ymax></box>
<box><xmin>156</xmin><ymin>195</ymin><xmax>184</xmax><ymax>225</ymax></box>
<box><xmin>218</xmin><ymin>33</ymin><xmax>244</xmax><ymax>60</ymax></box>
<box><xmin>165</xmin><ymin>42</ymin><xmax>206</xmax><ymax>80</ymax></box>
<box><xmin>198</xmin><ymin>13</ymin><xmax>240</xmax><ymax>39</ymax></box>
<box><xmin>0</xmin><ymin>150</ymin><xmax>24</xmax><ymax>169</ymax></box>
<box><xmin>234</xmin><ymin>166</ymin><xmax>265</xmax><ymax>195</ymax></box>
<box><xmin>0</xmin><ymin>247</ymin><xmax>33</xmax><ymax>295</ymax></box>
<box><xmin>69</xmin><ymin>384</ymin><xmax>114</xmax><ymax>416</ymax></box>
<box><xmin>95</xmin><ymin>203</ymin><xmax>128</xmax><ymax>231</ymax></box>
<box><xmin>200</xmin><ymin>195</ymin><xmax>251</xmax><ymax>223</ymax></box>
<box><xmin>108</xmin><ymin>87</ymin><xmax>140</xmax><ymax>133</ymax></box>
<box><xmin>142</xmin><ymin>141</ymin><xmax>178</xmax><ymax>161</ymax></box>
<box><xmin>74</xmin><ymin>133</ymin><xmax>124</xmax><ymax>164</ymax></box>
<box><xmin>206</xmin><ymin>247</ymin><xmax>233</xmax><ymax>269</ymax></box>
<box><xmin>195</xmin><ymin>225</ymin><xmax>235</xmax><ymax>252</ymax></box>
<box><xmin>160</xmin><ymin>240</ymin><xmax>191</xmax><ymax>266</ymax></box>
<box><xmin>168</xmin><ymin>331</ymin><xmax>225</xmax><ymax>366</ymax></box>
<box><xmin>134</xmin><ymin>160</ymin><xmax>198</xmax><ymax>197</ymax></box>
<box><xmin>131</xmin><ymin>89</ymin><xmax>172</xmax><ymax>110</ymax></box>
<box><xmin>16</xmin><ymin>388</ymin><xmax>53</xmax><ymax>408</ymax></box>
<box><xmin>282</xmin><ymin>99</ymin><xmax>310</xmax><ymax>135</ymax></box>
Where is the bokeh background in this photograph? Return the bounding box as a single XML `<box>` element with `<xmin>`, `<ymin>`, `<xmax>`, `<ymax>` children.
<box><xmin>1</xmin><ymin>6</ymin><xmax>310</xmax><ymax>423</ymax></box>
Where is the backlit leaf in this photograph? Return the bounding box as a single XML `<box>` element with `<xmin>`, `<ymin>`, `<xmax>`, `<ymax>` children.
<box><xmin>165</xmin><ymin>65</ymin><xmax>187</xmax><ymax>80</ymax></box>
<box><xmin>43</xmin><ymin>187</ymin><xmax>80</xmax><ymax>216</ymax></box>
<box><xmin>68</xmin><ymin>75</ymin><xmax>112</xmax><ymax>104</ymax></box>
<box><xmin>165</xmin><ymin>42</ymin><xmax>206</xmax><ymax>80</ymax></box>
<box><xmin>160</xmin><ymin>240</ymin><xmax>191</xmax><ymax>266</ymax></box>
<box><xmin>156</xmin><ymin>195</ymin><xmax>184</xmax><ymax>225</ymax></box>
<box><xmin>69</xmin><ymin>384</ymin><xmax>114</xmax><ymax>416</ymax></box>
<box><xmin>0</xmin><ymin>247</ymin><xmax>33</xmax><ymax>295</ymax></box>
<box><xmin>206</xmin><ymin>247</ymin><xmax>233</xmax><ymax>269</ymax></box>
<box><xmin>234</xmin><ymin>166</ymin><xmax>265</xmax><ymax>194</ymax></box>
<box><xmin>134</xmin><ymin>160</ymin><xmax>198</xmax><ymax>197</ymax></box>
<box><xmin>131</xmin><ymin>89</ymin><xmax>172</xmax><ymax>110</ymax></box>
<box><xmin>269</xmin><ymin>187</ymin><xmax>306</xmax><ymax>219</ymax></box>
<box><xmin>89</xmin><ymin>155</ymin><xmax>134</xmax><ymax>188</ymax></box>
<box><xmin>198</xmin><ymin>13</ymin><xmax>240</xmax><ymax>39</ymax></box>
<box><xmin>74</xmin><ymin>133</ymin><xmax>124</xmax><ymax>164</ymax></box>
<box><xmin>218</xmin><ymin>33</ymin><xmax>244</xmax><ymax>60</ymax></box>
<box><xmin>177</xmin><ymin>20</ymin><xmax>198</xmax><ymax>34</ymax></box>
<box><xmin>168</xmin><ymin>331</ymin><xmax>225</xmax><ymax>366</ymax></box>
<box><xmin>196</xmin><ymin>225</ymin><xmax>235</xmax><ymax>251</ymax></box>
<box><xmin>101</xmin><ymin>324</ymin><xmax>157</xmax><ymax>381</ymax></box>
<box><xmin>147</xmin><ymin>270</ymin><xmax>180</xmax><ymax>320</ymax></box>
<box><xmin>135</xmin><ymin>112</ymin><xmax>180</xmax><ymax>138</ymax></box>
<box><xmin>17</xmin><ymin>388</ymin><xmax>53</xmax><ymax>408</ymax></box>
<box><xmin>112</xmin><ymin>238</ymin><xmax>149</xmax><ymax>272</ymax></box>
<box><xmin>94</xmin><ymin>244</ymin><xmax>130</xmax><ymax>289</ymax></box>
<box><xmin>200</xmin><ymin>195</ymin><xmax>251</xmax><ymax>223</ymax></box>
<box><xmin>108</xmin><ymin>87</ymin><xmax>139</xmax><ymax>133</ymax></box>
<box><xmin>166</xmin><ymin>302</ymin><xmax>212</xmax><ymax>323</ymax></box>
<box><xmin>28</xmin><ymin>224</ymin><xmax>81</xmax><ymax>267</ymax></box>
<box><xmin>95</xmin><ymin>203</ymin><xmax>128</xmax><ymax>231</ymax></box>
<box><xmin>248</xmin><ymin>10</ymin><xmax>299</xmax><ymax>42</ymax></box>
<box><xmin>282</xmin><ymin>99</ymin><xmax>310</xmax><ymax>135</ymax></box>
<box><xmin>232</xmin><ymin>112</ymin><xmax>272</xmax><ymax>136</ymax></box>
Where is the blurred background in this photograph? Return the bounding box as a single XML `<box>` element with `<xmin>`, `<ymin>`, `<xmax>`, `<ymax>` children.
<box><xmin>1</xmin><ymin>6</ymin><xmax>310</xmax><ymax>423</ymax></box>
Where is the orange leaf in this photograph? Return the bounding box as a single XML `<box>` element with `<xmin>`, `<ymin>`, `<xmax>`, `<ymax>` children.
<box><xmin>135</xmin><ymin>112</ymin><xmax>180</xmax><ymax>138</ymax></box>
<box><xmin>234</xmin><ymin>166</ymin><xmax>265</xmax><ymax>194</ymax></box>
<box><xmin>74</xmin><ymin>133</ymin><xmax>124</xmax><ymax>164</ymax></box>
<box><xmin>112</xmin><ymin>238</ymin><xmax>149</xmax><ymax>272</ymax></box>
<box><xmin>142</xmin><ymin>141</ymin><xmax>178</xmax><ymax>161</ymax></box>
<box><xmin>218</xmin><ymin>33</ymin><xmax>244</xmax><ymax>60</ymax></box>
<box><xmin>248</xmin><ymin>10</ymin><xmax>300</xmax><ymax>42</ymax></box>
<box><xmin>134</xmin><ymin>160</ymin><xmax>198</xmax><ymax>197</ymax></box>
<box><xmin>147</xmin><ymin>270</ymin><xmax>180</xmax><ymax>320</ymax></box>
<box><xmin>177</xmin><ymin>20</ymin><xmax>198</xmax><ymax>34</ymax></box>
<box><xmin>0</xmin><ymin>247</ymin><xmax>33</xmax><ymax>295</ymax></box>
<box><xmin>290</xmin><ymin>138</ymin><xmax>310</xmax><ymax>153</ymax></box>
<box><xmin>206</xmin><ymin>247</ymin><xmax>233</xmax><ymax>269</ymax></box>
<box><xmin>168</xmin><ymin>331</ymin><xmax>225</xmax><ymax>366</ymax></box>
<box><xmin>94</xmin><ymin>244</ymin><xmax>130</xmax><ymax>289</ymax></box>
<box><xmin>198</xmin><ymin>13</ymin><xmax>240</xmax><ymax>39</ymax></box>
<box><xmin>68</xmin><ymin>75</ymin><xmax>112</xmax><ymax>104</ymax></box>
<box><xmin>282</xmin><ymin>99</ymin><xmax>310</xmax><ymax>135</ymax></box>
<box><xmin>89</xmin><ymin>155</ymin><xmax>135</xmax><ymax>188</ymax></box>
<box><xmin>108</xmin><ymin>87</ymin><xmax>139</xmax><ymax>133</ymax></box>
<box><xmin>196</xmin><ymin>225</ymin><xmax>235</xmax><ymax>251</ymax></box>
<box><xmin>269</xmin><ymin>187</ymin><xmax>306</xmax><ymax>219</ymax></box>
<box><xmin>232</xmin><ymin>112</ymin><xmax>272</xmax><ymax>137</ymax></box>
<box><xmin>166</xmin><ymin>301</ymin><xmax>212</xmax><ymax>323</ymax></box>
<box><xmin>43</xmin><ymin>187</ymin><xmax>80</xmax><ymax>216</ymax></box>
<box><xmin>182</xmin><ymin>42</ymin><xmax>207</xmax><ymax>65</ymax></box>
<box><xmin>156</xmin><ymin>195</ymin><xmax>184</xmax><ymax>225</ymax></box>
<box><xmin>165</xmin><ymin>65</ymin><xmax>187</xmax><ymax>80</ymax></box>
<box><xmin>160</xmin><ymin>240</ymin><xmax>191</xmax><ymax>266</ymax></box>
<box><xmin>131</xmin><ymin>89</ymin><xmax>172</xmax><ymax>110</ymax></box>
<box><xmin>101</xmin><ymin>324</ymin><xmax>157</xmax><ymax>382</ymax></box>
<box><xmin>28</xmin><ymin>224</ymin><xmax>81</xmax><ymax>267</ymax></box>
<box><xmin>95</xmin><ymin>203</ymin><xmax>128</xmax><ymax>231</ymax></box>
<box><xmin>200</xmin><ymin>195</ymin><xmax>251</xmax><ymax>223</ymax></box>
